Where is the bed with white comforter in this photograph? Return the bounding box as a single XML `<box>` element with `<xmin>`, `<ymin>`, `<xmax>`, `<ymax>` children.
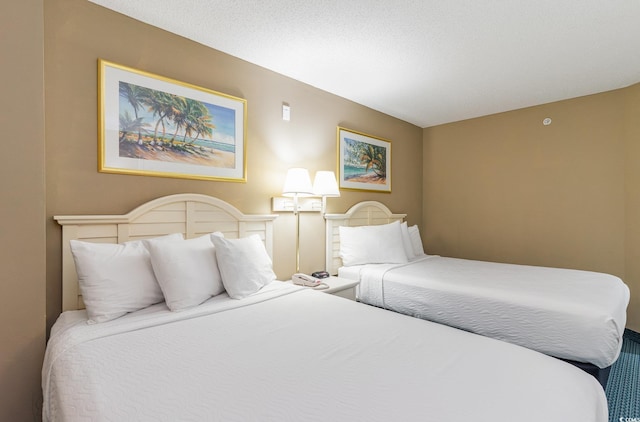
<box><xmin>326</xmin><ymin>201</ymin><xmax>630</xmax><ymax>377</ymax></box>
<box><xmin>340</xmin><ymin>255</ymin><xmax>629</xmax><ymax>369</ymax></box>
<box><xmin>44</xmin><ymin>281</ymin><xmax>608</xmax><ymax>422</ymax></box>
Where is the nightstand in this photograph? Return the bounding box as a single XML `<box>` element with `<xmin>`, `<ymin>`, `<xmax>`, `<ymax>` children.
<box><xmin>322</xmin><ymin>276</ymin><xmax>359</xmax><ymax>300</ymax></box>
<box><xmin>285</xmin><ymin>276</ymin><xmax>360</xmax><ymax>300</ymax></box>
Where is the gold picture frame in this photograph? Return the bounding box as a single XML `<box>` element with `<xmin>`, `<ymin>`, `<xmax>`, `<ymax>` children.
<box><xmin>337</xmin><ymin>126</ymin><xmax>391</xmax><ymax>193</ymax></box>
<box><xmin>98</xmin><ymin>59</ymin><xmax>247</xmax><ymax>182</ymax></box>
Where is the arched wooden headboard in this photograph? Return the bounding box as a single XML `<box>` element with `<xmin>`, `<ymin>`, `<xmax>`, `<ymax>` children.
<box><xmin>324</xmin><ymin>201</ymin><xmax>406</xmax><ymax>275</ymax></box>
<box><xmin>55</xmin><ymin>193</ymin><xmax>277</xmax><ymax>311</ymax></box>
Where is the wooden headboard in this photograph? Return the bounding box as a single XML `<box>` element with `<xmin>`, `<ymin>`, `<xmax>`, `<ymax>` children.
<box><xmin>55</xmin><ymin>193</ymin><xmax>277</xmax><ymax>311</ymax></box>
<box><xmin>324</xmin><ymin>201</ymin><xmax>406</xmax><ymax>275</ymax></box>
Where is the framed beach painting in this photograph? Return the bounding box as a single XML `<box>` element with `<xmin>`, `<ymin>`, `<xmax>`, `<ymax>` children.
<box><xmin>337</xmin><ymin>127</ymin><xmax>391</xmax><ymax>193</ymax></box>
<box><xmin>98</xmin><ymin>59</ymin><xmax>247</xmax><ymax>182</ymax></box>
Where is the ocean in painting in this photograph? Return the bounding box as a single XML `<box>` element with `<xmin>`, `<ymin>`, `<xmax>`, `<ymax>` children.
<box><xmin>186</xmin><ymin>137</ymin><xmax>235</xmax><ymax>153</ymax></box>
<box><xmin>343</xmin><ymin>164</ymin><xmax>375</xmax><ymax>179</ymax></box>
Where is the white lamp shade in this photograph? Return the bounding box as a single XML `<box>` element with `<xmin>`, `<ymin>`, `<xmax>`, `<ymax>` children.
<box><xmin>313</xmin><ymin>171</ymin><xmax>340</xmax><ymax>197</ymax></box>
<box><xmin>282</xmin><ymin>168</ymin><xmax>314</xmax><ymax>197</ymax></box>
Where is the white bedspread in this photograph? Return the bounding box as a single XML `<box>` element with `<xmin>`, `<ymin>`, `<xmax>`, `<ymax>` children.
<box><xmin>344</xmin><ymin>255</ymin><xmax>629</xmax><ymax>368</ymax></box>
<box><xmin>43</xmin><ymin>281</ymin><xmax>608</xmax><ymax>422</ymax></box>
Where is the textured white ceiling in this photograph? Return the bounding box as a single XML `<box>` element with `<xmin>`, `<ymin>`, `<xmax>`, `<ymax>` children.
<box><xmin>89</xmin><ymin>0</ymin><xmax>640</xmax><ymax>128</ymax></box>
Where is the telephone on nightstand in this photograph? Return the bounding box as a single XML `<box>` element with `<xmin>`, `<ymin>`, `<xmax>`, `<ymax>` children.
<box><xmin>292</xmin><ymin>273</ymin><xmax>329</xmax><ymax>290</ymax></box>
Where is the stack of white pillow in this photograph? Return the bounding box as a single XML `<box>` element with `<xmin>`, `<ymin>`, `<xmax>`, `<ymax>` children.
<box><xmin>338</xmin><ymin>221</ymin><xmax>425</xmax><ymax>267</ymax></box>
<box><xmin>70</xmin><ymin>233</ymin><xmax>276</xmax><ymax>324</ymax></box>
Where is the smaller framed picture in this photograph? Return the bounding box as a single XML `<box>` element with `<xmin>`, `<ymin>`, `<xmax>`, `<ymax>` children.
<box><xmin>337</xmin><ymin>127</ymin><xmax>391</xmax><ymax>193</ymax></box>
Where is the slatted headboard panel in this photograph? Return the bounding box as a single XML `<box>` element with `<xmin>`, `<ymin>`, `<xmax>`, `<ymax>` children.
<box><xmin>55</xmin><ymin>193</ymin><xmax>277</xmax><ymax>311</ymax></box>
<box><xmin>324</xmin><ymin>201</ymin><xmax>406</xmax><ymax>275</ymax></box>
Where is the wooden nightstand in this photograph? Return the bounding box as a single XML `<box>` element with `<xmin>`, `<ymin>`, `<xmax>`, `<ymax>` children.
<box><xmin>284</xmin><ymin>276</ymin><xmax>360</xmax><ymax>300</ymax></box>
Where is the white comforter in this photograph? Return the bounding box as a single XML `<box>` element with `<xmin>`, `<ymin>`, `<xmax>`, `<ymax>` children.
<box><xmin>346</xmin><ymin>255</ymin><xmax>629</xmax><ymax>368</ymax></box>
<box><xmin>43</xmin><ymin>281</ymin><xmax>608</xmax><ymax>422</ymax></box>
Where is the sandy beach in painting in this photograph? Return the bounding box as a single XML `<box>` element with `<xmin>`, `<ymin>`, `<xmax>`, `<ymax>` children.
<box><xmin>120</xmin><ymin>139</ymin><xmax>235</xmax><ymax>168</ymax></box>
<box><xmin>346</xmin><ymin>172</ymin><xmax>386</xmax><ymax>184</ymax></box>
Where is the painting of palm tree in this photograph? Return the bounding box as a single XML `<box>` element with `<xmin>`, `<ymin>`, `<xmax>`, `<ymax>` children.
<box><xmin>338</xmin><ymin>127</ymin><xmax>391</xmax><ymax>193</ymax></box>
<box><xmin>118</xmin><ymin>81</ymin><xmax>234</xmax><ymax>168</ymax></box>
<box><xmin>343</xmin><ymin>138</ymin><xmax>387</xmax><ymax>180</ymax></box>
<box><xmin>99</xmin><ymin>60</ymin><xmax>247</xmax><ymax>182</ymax></box>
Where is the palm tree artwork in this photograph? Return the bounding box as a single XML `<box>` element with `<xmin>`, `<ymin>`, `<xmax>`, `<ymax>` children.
<box><xmin>118</xmin><ymin>81</ymin><xmax>234</xmax><ymax>168</ymax></box>
<box><xmin>119</xmin><ymin>83</ymin><xmax>146</xmax><ymax>144</ymax></box>
<box><xmin>343</xmin><ymin>138</ymin><xmax>387</xmax><ymax>183</ymax></box>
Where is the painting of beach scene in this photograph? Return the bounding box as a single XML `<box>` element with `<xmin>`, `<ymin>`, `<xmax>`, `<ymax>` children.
<box><xmin>99</xmin><ymin>60</ymin><xmax>246</xmax><ymax>182</ymax></box>
<box><xmin>337</xmin><ymin>127</ymin><xmax>391</xmax><ymax>192</ymax></box>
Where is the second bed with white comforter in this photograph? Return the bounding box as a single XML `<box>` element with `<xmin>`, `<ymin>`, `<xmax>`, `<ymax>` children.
<box><xmin>341</xmin><ymin>254</ymin><xmax>629</xmax><ymax>368</ymax></box>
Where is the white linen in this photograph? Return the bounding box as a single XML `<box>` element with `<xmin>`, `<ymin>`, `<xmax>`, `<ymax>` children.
<box><xmin>69</xmin><ymin>233</ymin><xmax>183</xmax><ymax>323</ymax></box>
<box><xmin>43</xmin><ymin>281</ymin><xmax>607</xmax><ymax>422</ymax></box>
<box><xmin>210</xmin><ymin>233</ymin><xmax>277</xmax><ymax>298</ymax></box>
<box><xmin>400</xmin><ymin>222</ymin><xmax>416</xmax><ymax>259</ymax></box>
<box><xmin>148</xmin><ymin>234</ymin><xmax>224</xmax><ymax>311</ymax></box>
<box><xmin>339</xmin><ymin>220</ymin><xmax>408</xmax><ymax>266</ymax></box>
<box><xmin>346</xmin><ymin>255</ymin><xmax>630</xmax><ymax>368</ymax></box>
<box><xmin>408</xmin><ymin>224</ymin><xmax>425</xmax><ymax>255</ymax></box>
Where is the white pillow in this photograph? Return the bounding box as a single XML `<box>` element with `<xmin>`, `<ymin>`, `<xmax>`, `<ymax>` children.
<box><xmin>400</xmin><ymin>222</ymin><xmax>416</xmax><ymax>260</ymax></box>
<box><xmin>147</xmin><ymin>234</ymin><xmax>224</xmax><ymax>311</ymax></box>
<box><xmin>70</xmin><ymin>233</ymin><xmax>183</xmax><ymax>324</ymax></box>
<box><xmin>339</xmin><ymin>221</ymin><xmax>409</xmax><ymax>266</ymax></box>
<box><xmin>408</xmin><ymin>225</ymin><xmax>425</xmax><ymax>256</ymax></box>
<box><xmin>210</xmin><ymin>233</ymin><xmax>276</xmax><ymax>299</ymax></box>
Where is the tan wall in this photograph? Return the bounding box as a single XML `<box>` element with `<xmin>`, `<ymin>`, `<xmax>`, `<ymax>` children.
<box><xmin>624</xmin><ymin>83</ymin><xmax>640</xmax><ymax>332</ymax></box>
<box><xmin>44</xmin><ymin>0</ymin><xmax>423</xmax><ymax>330</ymax></box>
<box><xmin>423</xmin><ymin>88</ymin><xmax>640</xmax><ymax>330</ymax></box>
<box><xmin>0</xmin><ymin>0</ymin><xmax>47</xmax><ymax>420</ymax></box>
